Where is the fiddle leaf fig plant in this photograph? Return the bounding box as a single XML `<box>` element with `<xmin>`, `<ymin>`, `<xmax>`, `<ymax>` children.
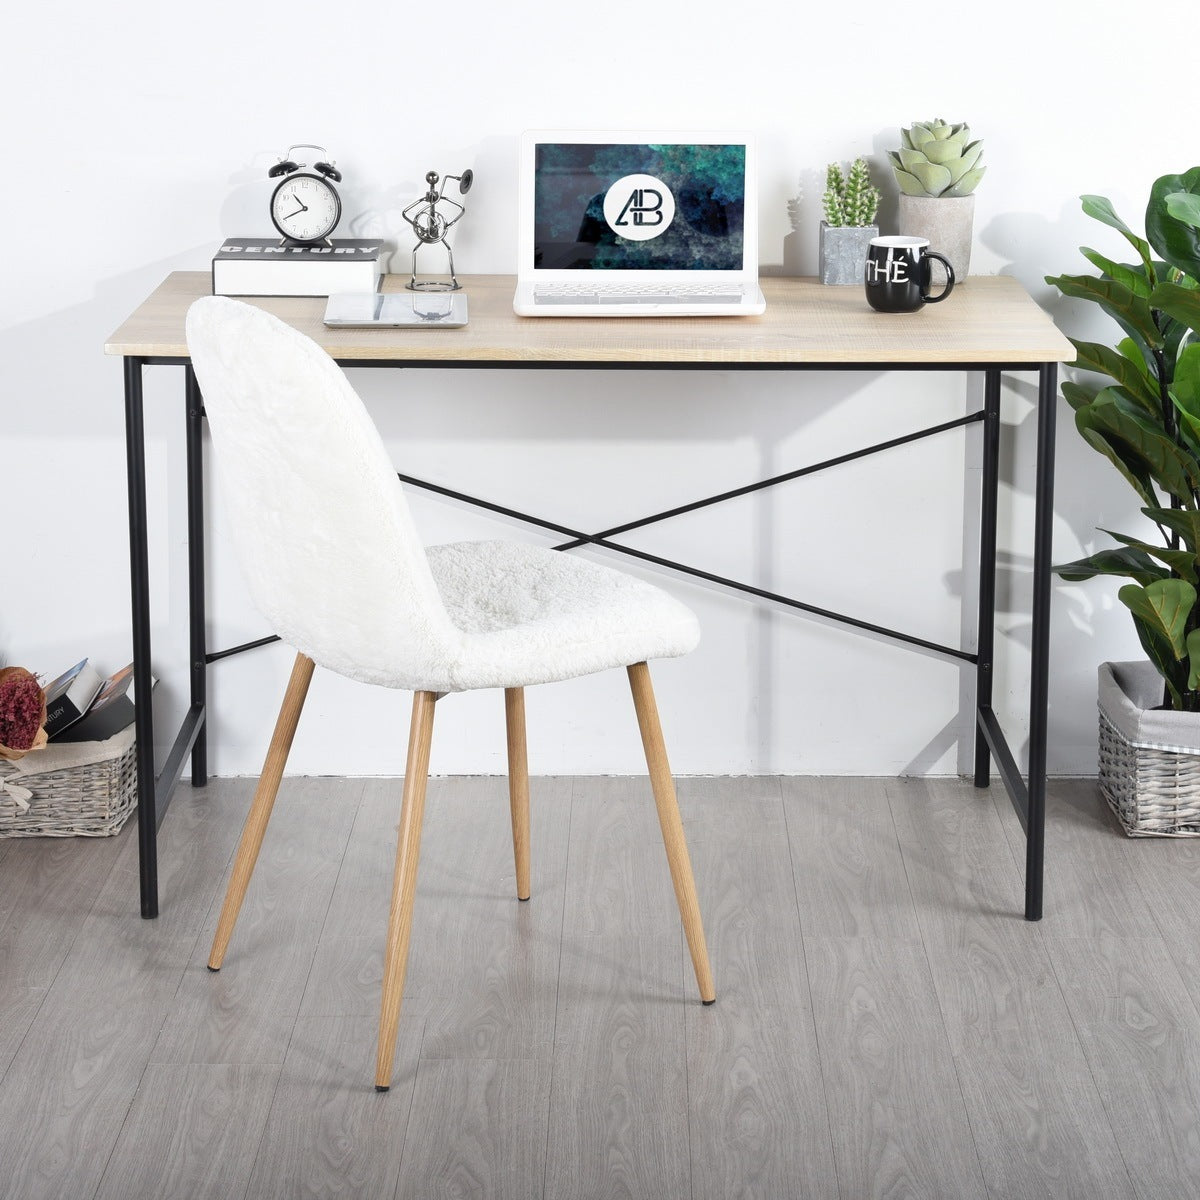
<box><xmin>1048</xmin><ymin>168</ymin><xmax>1200</xmax><ymax>710</ymax></box>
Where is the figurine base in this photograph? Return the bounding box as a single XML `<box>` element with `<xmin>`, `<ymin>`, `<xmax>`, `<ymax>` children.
<box><xmin>407</xmin><ymin>278</ymin><xmax>462</xmax><ymax>292</ymax></box>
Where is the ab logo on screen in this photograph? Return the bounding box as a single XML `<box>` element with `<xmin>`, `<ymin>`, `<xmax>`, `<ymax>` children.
<box><xmin>603</xmin><ymin>174</ymin><xmax>675</xmax><ymax>241</ymax></box>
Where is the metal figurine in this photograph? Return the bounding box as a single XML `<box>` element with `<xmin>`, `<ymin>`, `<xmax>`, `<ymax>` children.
<box><xmin>402</xmin><ymin>168</ymin><xmax>474</xmax><ymax>291</ymax></box>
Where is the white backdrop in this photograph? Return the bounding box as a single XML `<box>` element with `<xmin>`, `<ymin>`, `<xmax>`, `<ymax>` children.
<box><xmin>1</xmin><ymin>0</ymin><xmax>1183</xmax><ymax>777</ymax></box>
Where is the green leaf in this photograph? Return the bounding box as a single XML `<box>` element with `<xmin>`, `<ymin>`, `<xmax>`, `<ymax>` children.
<box><xmin>1150</xmin><ymin>280</ymin><xmax>1200</xmax><ymax>336</ymax></box>
<box><xmin>1047</xmin><ymin>273</ymin><xmax>1162</xmax><ymax>348</ymax></box>
<box><xmin>1118</xmin><ymin>337</ymin><xmax>1155</xmax><ymax>380</ymax></box>
<box><xmin>1130</xmin><ymin>609</ymin><xmax>1189</xmax><ymax>709</ymax></box>
<box><xmin>1081</xmin><ymin>193</ymin><xmax>1155</xmax><ymax>275</ymax></box>
<box><xmin>922</xmin><ymin>130</ymin><xmax>969</xmax><ymax>163</ymax></box>
<box><xmin>893</xmin><ymin>168</ymin><xmax>930</xmax><ymax>197</ymax></box>
<box><xmin>1102</xmin><ymin>530</ymin><xmax>1198</xmax><ymax>583</ymax></box>
<box><xmin>1118</xmin><ymin>578</ymin><xmax>1195</xmax><ymax>700</ymax></box>
<box><xmin>1187</xmin><ymin>628</ymin><xmax>1200</xmax><ymax>692</ymax></box>
<box><xmin>1062</xmin><ymin>380</ymin><xmax>1099</xmax><ymax>411</ymax></box>
<box><xmin>909</xmin><ymin>161</ymin><xmax>953</xmax><ymax>196</ymax></box>
<box><xmin>1167</xmin><ymin>191</ymin><xmax>1200</xmax><ymax>231</ymax></box>
<box><xmin>1077</xmin><ymin>422</ymin><xmax>1160</xmax><ymax>508</ymax></box>
<box><xmin>1055</xmin><ymin>545</ymin><xmax>1169</xmax><ymax>585</ymax></box>
<box><xmin>1146</xmin><ymin>169</ymin><xmax>1200</xmax><ymax>281</ymax></box>
<box><xmin>1079</xmin><ymin>247</ymin><xmax>1154</xmax><ymax>297</ymax></box>
<box><xmin>1167</xmin><ymin>343</ymin><xmax>1200</xmax><ymax>455</ymax></box>
<box><xmin>1172</xmin><ymin>342</ymin><xmax>1200</xmax><ymax>406</ymax></box>
<box><xmin>944</xmin><ymin>167</ymin><xmax>986</xmax><ymax>197</ymax></box>
<box><xmin>1144</xmin><ymin>506</ymin><xmax>1200</xmax><ymax>552</ymax></box>
<box><xmin>1119</xmin><ymin>577</ymin><xmax>1196</xmax><ymax>658</ymax></box>
<box><xmin>1076</xmin><ymin>389</ymin><xmax>1200</xmax><ymax>504</ymax></box>
<box><xmin>947</xmin><ymin>143</ymin><xmax>984</xmax><ymax>184</ymax></box>
<box><xmin>1068</xmin><ymin>338</ymin><xmax>1160</xmax><ymax>413</ymax></box>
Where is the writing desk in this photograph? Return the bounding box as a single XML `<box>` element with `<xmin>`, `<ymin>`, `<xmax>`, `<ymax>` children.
<box><xmin>106</xmin><ymin>272</ymin><xmax>1074</xmax><ymax>920</ymax></box>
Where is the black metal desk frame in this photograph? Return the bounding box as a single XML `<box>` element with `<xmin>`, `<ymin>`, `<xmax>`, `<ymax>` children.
<box><xmin>123</xmin><ymin>353</ymin><xmax>1056</xmax><ymax>922</ymax></box>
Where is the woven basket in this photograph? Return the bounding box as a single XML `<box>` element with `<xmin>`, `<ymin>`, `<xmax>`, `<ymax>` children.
<box><xmin>0</xmin><ymin>726</ymin><xmax>137</xmax><ymax>838</ymax></box>
<box><xmin>1098</xmin><ymin>661</ymin><xmax>1200</xmax><ymax>837</ymax></box>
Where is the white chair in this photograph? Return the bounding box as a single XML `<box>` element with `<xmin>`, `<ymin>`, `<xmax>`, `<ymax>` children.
<box><xmin>185</xmin><ymin>296</ymin><xmax>714</xmax><ymax>1090</ymax></box>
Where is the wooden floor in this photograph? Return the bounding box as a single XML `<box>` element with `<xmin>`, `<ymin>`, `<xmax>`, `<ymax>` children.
<box><xmin>2</xmin><ymin>773</ymin><xmax>1199</xmax><ymax>1199</ymax></box>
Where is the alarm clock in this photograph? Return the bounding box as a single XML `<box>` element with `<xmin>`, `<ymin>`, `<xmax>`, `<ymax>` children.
<box><xmin>267</xmin><ymin>145</ymin><xmax>343</xmax><ymax>245</ymax></box>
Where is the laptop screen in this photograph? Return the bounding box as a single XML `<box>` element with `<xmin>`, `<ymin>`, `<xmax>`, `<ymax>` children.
<box><xmin>531</xmin><ymin>141</ymin><xmax>747</xmax><ymax>272</ymax></box>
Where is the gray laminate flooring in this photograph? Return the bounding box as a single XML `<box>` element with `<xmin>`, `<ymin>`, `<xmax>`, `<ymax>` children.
<box><xmin>0</xmin><ymin>773</ymin><xmax>1197</xmax><ymax>1199</ymax></box>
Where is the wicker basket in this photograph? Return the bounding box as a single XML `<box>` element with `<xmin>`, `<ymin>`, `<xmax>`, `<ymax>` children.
<box><xmin>1098</xmin><ymin>661</ymin><xmax>1200</xmax><ymax>836</ymax></box>
<box><xmin>0</xmin><ymin>726</ymin><xmax>137</xmax><ymax>838</ymax></box>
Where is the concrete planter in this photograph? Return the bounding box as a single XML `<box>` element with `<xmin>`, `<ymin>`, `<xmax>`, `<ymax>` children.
<box><xmin>897</xmin><ymin>194</ymin><xmax>974</xmax><ymax>285</ymax></box>
<box><xmin>818</xmin><ymin>222</ymin><xmax>877</xmax><ymax>285</ymax></box>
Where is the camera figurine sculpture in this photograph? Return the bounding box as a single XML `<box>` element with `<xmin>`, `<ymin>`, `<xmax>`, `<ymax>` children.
<box><xmin>402</xmin><ymin>168</ymin><xmax>474</xmax><ymax>291</ymax></box>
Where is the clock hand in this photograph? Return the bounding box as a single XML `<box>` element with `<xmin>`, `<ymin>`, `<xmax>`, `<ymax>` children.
<box><xmin>283</xmin><ymin>203</ymin><xmax>308</xmax><ymax>220</ymax></box>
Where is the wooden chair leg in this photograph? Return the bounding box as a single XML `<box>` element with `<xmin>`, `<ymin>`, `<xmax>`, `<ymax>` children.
<box><xmin>626</xmin><ymin>661</ymin><xmax>715</xmax><ymax>1004</ymax></box>
<box><xmin>375</xmin><ymin>690</ymin><xmax>437</xmax><ymax>1091</ymax></box>
<box><xmin>207</xmin><ymin>652</ymin><xmax>315</xmax><ymax>971</ymax></box>
<box><xmin>505</xmin><ymin>687</ymin><xmax>532</xmax><ymax>901</ymax></box>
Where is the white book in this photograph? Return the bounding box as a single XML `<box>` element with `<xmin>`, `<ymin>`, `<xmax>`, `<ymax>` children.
<box><xmin>211</xmin><ymin>238</ymin><xmax>384</xmax><ymax>298</ymax></box>
<box><xmin>42</xmin><ymin>658</ymin><xmax>105</xmax><ymax>739</ymax></box>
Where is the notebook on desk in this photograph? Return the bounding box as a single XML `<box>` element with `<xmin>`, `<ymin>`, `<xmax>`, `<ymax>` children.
<box><xmin>513</xmin><ymin>130</ymin><xmax>766</xmax><ymax>317</ymax></box>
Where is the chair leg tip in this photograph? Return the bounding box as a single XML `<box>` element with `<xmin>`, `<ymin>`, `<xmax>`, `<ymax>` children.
<box><xmin>206</xmin><ymin>964</ymin><xmax>220</xmax><ymax>973</ymax></box>
<box><xmin>375</xmin><ymin>1084</ymin><xmax>390</xmax><ymax>1093</ymax></box>
<box><xmin>518</xmin><ymin>895</ymin><xmax>530</xmax><ymax>902</ymax></box>
<box><xmin>702</xmin><ymin>997</ymin><xmax>716</xmax><ymax>1006</ymax></box>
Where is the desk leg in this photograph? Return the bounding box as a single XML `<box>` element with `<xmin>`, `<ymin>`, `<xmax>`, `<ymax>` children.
<box><xmin>124</xmin><ymin>356</ymin><xmax>159</xmax><ymax>919</ymax></box>
<box><xmin>1025</xmin><ymin>363</ymin><xmax>1057</xmax><ymax>921</ymax></box>
<box><xmin>974</xmin><ymin>370</ymin><xmax>1002</xmax><ymax>787</ymax></box>
<box><xmin>185</xmin><ymin>366</ymin><xmax>208</xmax><ymax>787</ymax></box>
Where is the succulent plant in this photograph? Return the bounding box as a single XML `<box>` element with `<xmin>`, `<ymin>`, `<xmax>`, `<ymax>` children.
<box><xmin>888</xmin><ymin>120</ymin><xmax>985</xmax><ymax>198</ymax></box>
<box><xmin>822</xmin><ymin>157</ymin><xmax>880</xmax><ymax>227</ymax></box>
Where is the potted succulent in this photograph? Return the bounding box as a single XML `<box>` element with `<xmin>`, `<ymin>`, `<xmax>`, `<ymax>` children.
<box><xmin>818</xmin><ymin>157</ymin><xmax>881</xmax><ymax>285</ymax></box>
<box><xmin>1047</xmin><ymin>167</ymin><xmax>1200</xmax><ymax>833</ymax></box>
<box><xmin>888</xmin><ymin>119</ymin><xmax>985</xmax><ymax>284</ymax></box>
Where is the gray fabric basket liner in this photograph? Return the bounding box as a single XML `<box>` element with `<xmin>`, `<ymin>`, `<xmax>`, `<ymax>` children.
<box><xmin>1098</xmin><ymin>660</ymin><xmax>1200</xmax><ymax>756</ymax></box>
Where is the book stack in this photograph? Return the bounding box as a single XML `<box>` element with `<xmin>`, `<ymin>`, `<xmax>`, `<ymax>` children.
<box><xmin>211</xmin><ymin>238</ymin><xmax>385</xmax><ymax>297</ymax></box>
<box><xmin>43</xmin><ymin>660</ymin><xmax>144</xmax><ymax>743</ymax></box>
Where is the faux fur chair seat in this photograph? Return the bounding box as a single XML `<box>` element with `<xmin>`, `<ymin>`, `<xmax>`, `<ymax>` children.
<box><xmin>185</xmin><ymin>295</ymin><xmax>712</xmax><ymax>1091</ymax></box>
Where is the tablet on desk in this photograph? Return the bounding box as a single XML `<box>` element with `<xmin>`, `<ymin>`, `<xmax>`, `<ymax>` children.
<box><xmin>323</xmin><ymin>291</ymin><xmax>468</xmax><ymax>328</ymax></box>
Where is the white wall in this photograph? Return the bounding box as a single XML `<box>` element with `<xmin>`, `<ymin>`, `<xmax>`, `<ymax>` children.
<box><xmin>1</xmin><ymin>0</ymin><xmax>1182</xmax><ymax>777</ymax></box>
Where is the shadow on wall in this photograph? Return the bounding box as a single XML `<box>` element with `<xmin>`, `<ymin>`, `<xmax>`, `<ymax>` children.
<box><xmin>776</xmin><ymin>148</ymin><xmax>896</xmax><ymax>279</ymax></box>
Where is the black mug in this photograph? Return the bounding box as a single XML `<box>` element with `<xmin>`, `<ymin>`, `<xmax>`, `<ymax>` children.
<box><xmin>864</xmin><ymin>235</ymin><xmax>955</xmax><ymax>312</ymax></box>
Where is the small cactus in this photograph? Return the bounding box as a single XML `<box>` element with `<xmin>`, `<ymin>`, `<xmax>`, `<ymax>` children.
<box><xmin>888</xmin><ymin>119</ymin><xmax>985</xmax><ymax>198</ymax></box>
<box><xmin>822</xmin><ymin>157</ymin><xmax>881</xmax><ymax>227</ymax></box>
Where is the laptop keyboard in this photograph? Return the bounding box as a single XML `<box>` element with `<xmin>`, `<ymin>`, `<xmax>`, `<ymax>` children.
<box><xmin>533</xmin><ymin>282</ymin><xmax>747</xmax><ymax>306</ymax></box>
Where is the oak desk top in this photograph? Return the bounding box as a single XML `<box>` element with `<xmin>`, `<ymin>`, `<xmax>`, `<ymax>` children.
<box><xmin>105</xmin><ymin>272</ymin><xmax>1074</xmax><ymax>366</ymax></box>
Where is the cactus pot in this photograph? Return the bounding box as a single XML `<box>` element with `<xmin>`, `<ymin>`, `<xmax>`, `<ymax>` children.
<box><xmin>897</xmin><ymin>194</ymin><xmax>974</xmax><ymax>286</ymax></box>
<box><xmin>818</xmin><ymin>222</ymin><xmax>878</xmax><ymax>285</ymax></box>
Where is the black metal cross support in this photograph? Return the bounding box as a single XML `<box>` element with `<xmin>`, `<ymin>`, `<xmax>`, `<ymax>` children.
<box><xmin>395</xmin><ymin>407</ymin><xmax>988</xmax><ymax>665</ymax></box>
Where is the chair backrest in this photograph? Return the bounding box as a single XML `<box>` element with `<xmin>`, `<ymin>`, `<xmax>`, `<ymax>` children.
<box><xmin>185</xmin><ymin>296</ymin><xmax>461</xmax><ymax>689</ymax></box>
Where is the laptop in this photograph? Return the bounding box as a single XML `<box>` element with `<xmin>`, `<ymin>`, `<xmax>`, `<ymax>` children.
<box><xmin>513</xmin><ymin>130</ymin><xmax>766</xmax><ymax>317</ymax></box>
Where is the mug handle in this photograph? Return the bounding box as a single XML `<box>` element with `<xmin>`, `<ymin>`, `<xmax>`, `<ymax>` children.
<box><xmin>922</xmin><ymin>252</ymin><xmax>956</xmax><ymax>303</ymax></box>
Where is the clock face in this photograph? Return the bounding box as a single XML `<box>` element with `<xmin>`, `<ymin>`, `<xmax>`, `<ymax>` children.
<box><xmin>270</xmin><ymin>172</ymin><xmax>341</xmax><ymax>243</ymax></box>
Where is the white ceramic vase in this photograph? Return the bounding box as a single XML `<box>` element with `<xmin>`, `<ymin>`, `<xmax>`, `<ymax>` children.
<box><xmin>897</xmin><ymin>194</ymin><xmax>974</xmax><ymax>286</ymax></box>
